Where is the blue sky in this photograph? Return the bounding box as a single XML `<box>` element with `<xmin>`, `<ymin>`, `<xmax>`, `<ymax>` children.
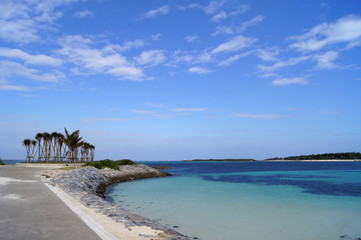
<box><xmin>1</xmin><ymin>0</ymin><xmax>360</xmax><ymax>160</ymax></box>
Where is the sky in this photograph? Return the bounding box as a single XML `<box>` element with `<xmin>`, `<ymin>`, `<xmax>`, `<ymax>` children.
<box><xmin>0</xmin><ymin>0</ymin><xmax>361</xmax><ymax>161</ymax></box>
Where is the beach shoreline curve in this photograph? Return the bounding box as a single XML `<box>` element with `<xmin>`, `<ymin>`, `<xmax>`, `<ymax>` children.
<box><xmin>42</xmin><ymin>164</ymin><xmax>191</xmax><ymax>240</ymax></box>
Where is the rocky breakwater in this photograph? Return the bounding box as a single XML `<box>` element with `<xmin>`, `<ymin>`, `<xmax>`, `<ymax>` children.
<box><xmin>43</xmin><ymin>165</ymin><xmax>192</xmax><ymax>240</ymax></box>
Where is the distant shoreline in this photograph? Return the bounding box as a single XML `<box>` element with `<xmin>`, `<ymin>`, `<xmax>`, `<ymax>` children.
<box><xmin>183</xmin><ymin>159</ymin><xmax>361</xmax><ymax>162</ymax></box>
<box><xmin>182</xmin><ymin>159</ymin><xmax>256</xmax><ymax>162</ymax></box>
<box><xmin>263</xmin><ymin>159</ymin><xmax>361</xmax><ymax>162</ymax></box>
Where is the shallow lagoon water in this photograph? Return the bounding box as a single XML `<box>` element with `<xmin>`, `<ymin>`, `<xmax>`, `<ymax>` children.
<box><xmin>105</xmin><ymin>161</ymin><xmax>361</xmax><ymax>240</ymax></box>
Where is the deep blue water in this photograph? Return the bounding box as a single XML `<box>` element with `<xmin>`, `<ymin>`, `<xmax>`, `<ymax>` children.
<box><xmin>140</xmin><ymin>161</ymin><xmax>361</xmax><ymax>197</ymax></box>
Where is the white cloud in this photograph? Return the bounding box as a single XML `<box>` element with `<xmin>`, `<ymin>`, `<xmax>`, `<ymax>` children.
<box><xmin>135</xmin><ymin>50</ymin><xmax>166</xmax><ymax>66</ymax></box>
<box><xmin>0</xmin><ymin>0</ymin><xmax>82</xmax><ymax>44</ymax></box>
<box><xmin>131</xmin><ymin>109</ymin><xmax>174</xmax><ymax>119</ymax></box>
<box><xmin>205</xmin><ymin>1</ymin><xmax>225</xmax><ymax>14</ymax></box>
<box><xmin>314</xmin><ymin>51</ymin><xmax>338</xmax><ymax>69</ymax></box>
<box><xmin>141</xmin><ymin>5</ymin><xmax>169</xmax><ymax>19</ymax></box>
<box><xmin>257</xmin><ymin>56</ymin><xmax>310</xmax><ymax>72</ymax></box>
<box><xmin>288</xmin><ymin>15</ymin><xmax>361</xmax><ymax>51</ymax></box>
<box><xmin>144</xmin><ymin>102</ymin><xmax>164</xmax><ymax>108</ymax></box>
<box><xmin>255</xmin><ymin>48</ymin><xmax>279</xmax><ymax>62</ymax></box>
<box><xmin>238</xmin><ymin>15</ymin><xmax>265</xmax><ymax>32</ymax></box>
<box><xmin>219</xmin><ymin>51</ymin><xmax>252</xmax><ymax>66</ymax></box>
<box><xmin>172</xmin><ymin>108</ymin><xmax>206</xmax><ymax>112</ymax></box>
<box><xmin>189</xmin><ymin>67</ymin><xmax>211</xmax><ymax>74</ymax></box>
<box><xmin>56</xmin><ymin>35</ymin><xmax>145</xmax><ymax>81</ymax></box>
<box><xmin>211</xmin><ymin>11</ymin><xmax>228</xmax><ymax>22</ymax></box>
<box><xmin>213</xmin><ymin>26</ymin><xmax>234</xmax><ymax>36</ymax></box>
<box><xmin>117</xmin><ymin>39</ymin><xmax>145</xmax><ymax>52</ymax></box>
<box><xmin>272</xmin><ymin>77</ymin><xmax>308</xmax><ymax>86</ymax></box>
<box><xmin>212</xmin><ymin>35</ymin><xmax>256</xmax><ymax>54</ymax></box>
<box><xmin>234</xmin><ymin>113</ymin><xmax>287</xmax><ymax>119</ymax></box>
<box><xmin>197</xmin><ymin>52</ymin><xmax>213</xmax><ymax>63</ymax></box>
<box><xmin>0</xmin><ymin>19</ymin><xmax>40</xmax><ymax>44</ymax></box>
<box><xmin>151</xmin><ymin>33</ymin><xmax>162</xmax><ymax>41</ymax></box>
<box><xmin>0</xmin><ymin>47</ymin><xmax>62</xmax><ymax>66</ymax></box>
<box><xmin>189</xmin><ymin>1</ymin><xmax>225</xmax><ymax>15</ymax></box>
<box><xmin>0</xmin><ymin>60</ymin><xmax>65</xmax><ymax>82</ymax></box>
<box><xmin>74</xmin><ymin>10</ymin><xmax>93</xmax><ymax>18</ymax></box>
<box><xmin>169</xmin><ymin>53</ymin><xmax>195</xmax><ymax>66</ymax></box>
<box><xmin>106</xmin><ymin>66</ymin><xmax>144</xmax><ymax>80</ymax></box>
<box><xmin>213</xmin><ymin>15</ymin><xmax>264</xmax><ymax>36</ymax></box>
<box><xmin>184</xmin><ymin>35</ymin><xmax>198</xmax><ymax>43</ymax></box>
<box><xmin>261</xmin><ymin>73</ymin><xmax>279</xmax><ymax>78</ymax></box>
<box><xmin>211</xmin><ymin>5</ymin><xmax>250</xmax><ymax>22</ymax></box>
<box><xmin>0</xmin><ymin>79</ymin><xmax>30</xmax><ymax>91</ymax></box>
<box><xmin>131</xmin><ymin>109</ymin><xmax>157</xmax><ymax>114</ymax></box>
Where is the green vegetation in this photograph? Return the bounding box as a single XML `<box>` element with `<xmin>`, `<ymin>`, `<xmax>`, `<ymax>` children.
<box><xmin>266</xmin><ymin>152</ymin><xmax>361</xmax><ymax>161</ymax></box>
<box><xmin>116</xmin><ymin>159</ymin><xmax>137</xmax><ymax>165</ymax></box>
<box><xmin>0</xmin><ymin>158</ymin><xmax>5</xmax><ymax>165</ymax></box>
<box><xmin>84</xmin><ymin>159</ymin><xmax>137</xmax><ymax>170</ymax></box>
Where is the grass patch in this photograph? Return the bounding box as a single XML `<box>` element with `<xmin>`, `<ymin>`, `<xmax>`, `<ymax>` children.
<box><xmin>84</xmin><ymin>159</ymin><xmax>137</xmax><ymax>170</ymax></box>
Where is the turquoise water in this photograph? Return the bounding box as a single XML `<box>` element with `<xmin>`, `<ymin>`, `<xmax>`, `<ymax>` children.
<box><xmin>105</xmin><ymin>162</ymin><xmax>361</xmax><ymax>240</ymax></box>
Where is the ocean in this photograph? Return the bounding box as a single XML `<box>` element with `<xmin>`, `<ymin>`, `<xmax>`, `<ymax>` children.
<box><xmin>107</xmin><ymin>161</ymin><xmax>361</xmax><ymax>240</ymax></box>
<box><xmin>1</xmin><ymin>160</ymin><xmax>23</xmax><ymax>165</ymax></box>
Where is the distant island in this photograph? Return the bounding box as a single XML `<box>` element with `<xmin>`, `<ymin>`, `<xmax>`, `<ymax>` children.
<box><xmin>183</xmin><ymin>159</ymin><xmax>256</xmax><ymax>162</ymax></box>
<box><xmin>264</xmin><ymin>152</ymin><xmax>361</xmax><ymax>161</ymax></box>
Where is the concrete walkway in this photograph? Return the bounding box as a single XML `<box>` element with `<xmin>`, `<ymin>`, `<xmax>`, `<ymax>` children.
<box><xmin>0</xmin><ymin>166</ymin><xmax>101</xmax><ymax>240</ymax></box>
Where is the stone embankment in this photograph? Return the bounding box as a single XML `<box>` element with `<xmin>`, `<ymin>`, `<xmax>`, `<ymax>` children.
<box><xmin>43</xmin><ymin>165</ymin><xmax>191</xmax><ymax>240</ymax></box>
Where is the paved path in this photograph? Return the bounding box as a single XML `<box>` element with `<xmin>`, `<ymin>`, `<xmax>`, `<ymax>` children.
<box><xmin>0</xmin><ymin>166</ymin><xmax>101</xmax><ymax>240</ymax></box>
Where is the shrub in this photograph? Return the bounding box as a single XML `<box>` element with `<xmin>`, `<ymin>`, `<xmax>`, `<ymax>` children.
<box><xmin>0</xmin><ymin>158</ymin><xmax>4</xmax><ymax>165</ymax></box>
<box><xmin>84</xmin><ymin>159</ymin><xmax>137</xmax><ymax>170</ymax></box>
<box><xmin>116</xmin><ymin>159</ymin><xmax>137</xmax><ymax>165</ymax></box>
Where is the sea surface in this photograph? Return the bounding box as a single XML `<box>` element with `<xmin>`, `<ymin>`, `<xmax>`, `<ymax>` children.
<box><xmin>1</xmin><ymin>160</ymin><xmax>23</xmax><ymax>165</ymax></box>
<box><xmin>105</xmin><ymin>161</ymin><xmax>361</xmax><ymax>240</ymax></box>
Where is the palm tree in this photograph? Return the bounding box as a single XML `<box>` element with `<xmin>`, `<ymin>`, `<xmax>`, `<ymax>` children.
<box><xmin>57</xmin><ymin>133</ymin><xmax>65</xmax><ymax>163</ymax></box>
<box><xmin>23</xmin><ymin>139</ymin><xmax>31</xmax><ymax>162</ymax></box>
<box><xmin>81</xmin><ymin>142</ymin><xmax>92</xmax><ymax>162</ymax></box>
<box><xmin>42</xmin><ymin>132</ymin><xmax>51</xmax><ymax>163</ymax></box>
<box><xmin>24</xmin><ymin>128</ymin><xmax>94</xmax><ymax>163</ymax></box>
<box><xmin>35</xmin><ymin>133</ymin><xmax>43</xmax><ymax>162</ymax></box>
<box><xmin>64</xmin><ymin>128</ymin><xmax>83</xmax><ymax>163</ymax></box>
<box><xmin>51</xmin><ymin>132</ymin><xmax>62</xmax><ymax>162</ymax></box>
<box><xmin>90</xmin><ymin>144</ymin><xmax>95</xmax><ymax>161</ymax></box>
<box><xmin>30</xmin><ymin>140</ymin><xmax>37</xmax><ymax>163</ymax></box>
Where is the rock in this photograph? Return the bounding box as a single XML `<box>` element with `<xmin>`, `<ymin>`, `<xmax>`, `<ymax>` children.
<box><xmin>43</xmin><ymin>165</ymin><xmax>191</xmax><ymax>240</ymax></box>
